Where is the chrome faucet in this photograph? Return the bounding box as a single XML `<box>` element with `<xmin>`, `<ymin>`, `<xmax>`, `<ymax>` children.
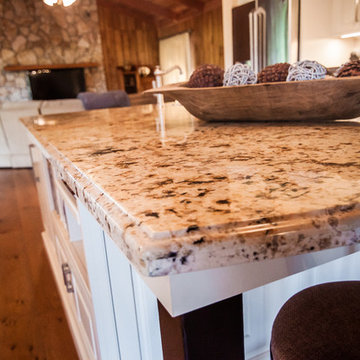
<box><xmin>153</xmin><ymin>65</ymin><xmax>183</xmax><ymax>88</ymax></box>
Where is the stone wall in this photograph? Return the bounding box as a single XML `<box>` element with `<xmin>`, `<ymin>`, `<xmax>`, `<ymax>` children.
<box><xmin>0</xmin><ymin>0</ymin><xmax>106</xmax><ymax>104</ymax></box>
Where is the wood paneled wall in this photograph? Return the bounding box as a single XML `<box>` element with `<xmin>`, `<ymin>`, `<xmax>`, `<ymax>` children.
<box><xmin>158</xmin><ymin>6</ymin><xmax>224</xmax><ymax>69</ymax></box>
<box><xmin>97</xmin><ymin>2</ymin><xmax>224</xmax><ymax>91</ymax></box>
<box><xmin>97</xmin><ymin>2</ymin><xmax>159</xmax><ymax>90</ymax></box>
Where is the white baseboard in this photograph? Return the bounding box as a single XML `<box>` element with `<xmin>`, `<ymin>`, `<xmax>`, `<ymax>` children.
<box><xmin>0</xmin><ymin>153</ymin><xmax>32</xmax><ymax>168</ymax></box>
<box><xmin>11</xmin><ymin>154</ymin><xmax>32</xmax><ymax>168</ymax></box>
<box><xmin>0</xmin><ymin>154</ymin><xmax>11</xmax><ymax>167</ymax></box>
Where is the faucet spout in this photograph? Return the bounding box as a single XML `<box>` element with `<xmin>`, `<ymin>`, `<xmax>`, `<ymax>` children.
<box><xmin>153</xmin><ymin>65</ymin><xmax>183</xmax><ymax>90</ymax></box>
<box><xmin>163</xmin><ymin>65</ymin><xmax>183</xmax><ymax>76</ymax></box>
<box><xmin>154</xmin><ymin>65</ymin><xmax>183</xmax><ymax>77</ymax></box>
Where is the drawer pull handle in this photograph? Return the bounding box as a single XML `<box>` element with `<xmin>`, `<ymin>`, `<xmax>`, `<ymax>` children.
<box><xmin>61</xmin><ymin>263</ymin><xmax>74</xmax><ymax>293</ymax></box>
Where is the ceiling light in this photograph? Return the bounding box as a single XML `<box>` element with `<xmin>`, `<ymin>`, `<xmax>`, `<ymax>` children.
<box><xmin>43</xmin><ymin>0</ymin><xmax>77</xmax><ymax>7</ymax></box>
<box><xmin>43</xmin><ymin>0</ymin><xmax>57</xmax><ymax>5</ymax></box>
<box><xmin>62</xmin><ymin>0</ymin><xmax>76</xmax><ymax>6</ymax></box>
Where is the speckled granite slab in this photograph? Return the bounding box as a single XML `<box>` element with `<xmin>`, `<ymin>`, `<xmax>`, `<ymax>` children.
<box><xmin>22</xmin><ymin>103</ymin><xmax>360</xmax><ymax>276</ymax></box>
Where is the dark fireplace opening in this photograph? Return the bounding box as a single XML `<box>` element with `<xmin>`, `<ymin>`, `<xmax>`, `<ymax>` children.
<box><xmin>28</xmin><ymin>68</ymin><xmax>86</xmax><ymax>100</ymax></box>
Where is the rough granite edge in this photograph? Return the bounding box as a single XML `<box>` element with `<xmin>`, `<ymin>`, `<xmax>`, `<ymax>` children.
<box><xmin>23</xmin><ymin>121</ymin><xmax>360</xmax><ymax>277</ymax></box>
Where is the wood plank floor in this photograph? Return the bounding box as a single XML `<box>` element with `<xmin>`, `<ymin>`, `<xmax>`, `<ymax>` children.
<box><xmin>0</xmin><ymin>169</ymin><xmax>78</xmax><ymax>360</ymax></box>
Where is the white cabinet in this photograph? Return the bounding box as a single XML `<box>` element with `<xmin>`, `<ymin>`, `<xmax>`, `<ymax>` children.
<box><xmin>1</xmin><ymin>104</ymin><xmax>39</xmax><ymax>167</ymax></box>
<box><xmin>29</xmin><ymin>139</ymin><xmax>163</xmax><ymax>360</ymax></box>
<box><xmin>0</xmin><ymin>122</ymin><xmax>11</xmax><ymax>167</ymax></box>
<box><xmin>104</xmin><ymin>233</ymin><xmax>163</xmax><ymax>360</ymax></box>
<box><xmin>78</xmin><ymin>201</ymin><xmax>163</xmax><ymax>360</ymax></box>
<box><xmin>29</xmin><ymin>141</ymin><xmax>99</xmax><ymax>360</ymax></box>
<box><xmin>77</xmin><ymin>201</ymin><xmax>121</xmax><ymax>360</ymax></box>
<box><xmin>28</xmin><ymin>131</ymin><xmax>360</xmax><ymax>360</ymax></box>
<box><xmin>332</xmin><ymin>0</ymin><xmax>360</xmax><ymax>36</ymax></box>
<box><xmin>0</xmin><ymin>99</ymin><xmax>84</xmax><ymax>168</ymax></box>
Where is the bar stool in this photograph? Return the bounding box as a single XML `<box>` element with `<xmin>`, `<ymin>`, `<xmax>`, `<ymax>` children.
<box><xmin>270</xmin><ymin>281</ymin><xmax>360</xmax><ymax>360</ymax></box>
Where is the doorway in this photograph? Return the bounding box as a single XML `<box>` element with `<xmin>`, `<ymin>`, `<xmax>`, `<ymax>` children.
<box><xmin>232</xmin><ymin>1</ymin><xmax>256</xmax><ymax>64</ymax></box>
<box><xmin>159</xmin><ymin>32</ymin><xmax>193</xmax><ymax>85</ymax></box>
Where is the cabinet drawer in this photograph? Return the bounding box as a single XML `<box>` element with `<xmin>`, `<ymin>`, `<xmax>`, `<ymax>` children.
<box><xmin>55</xmin><ymin>235</ymin><xmax>78</xmax><ymax>311</ymax></box>
<box><xmin>42</xmin><ymin>232</ymin><xmax>96</xmax><ymax>360</ymax></box>
<box><xmin>54</xmin><ymin>232</ymin><xmax>98</xmax><ymax>360</ymax></box>
<box><xmin>52</xmin><ymin>204</ymin><xmax>89</xmax><ymax>288</ymax></box>
<box><xmin>54</xmin><ymin>178</ymin><xmax>88</xmax><ymax>275</ymax></box>
<box><xmin>75</xmin><ymin>281</ymin><xmax>100</xmax><ymax>359</ymax></box>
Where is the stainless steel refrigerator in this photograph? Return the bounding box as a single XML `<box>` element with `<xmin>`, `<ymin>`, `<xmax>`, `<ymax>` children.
<box><xmin>233</xmin><ymin>0</ymin><xmax>300</xmax><ymax>73</ymax></box>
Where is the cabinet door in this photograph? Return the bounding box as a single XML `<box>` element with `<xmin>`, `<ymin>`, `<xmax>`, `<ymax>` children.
<box><xmin>78</xmin><ymin>201</ymin><xmax>121</xmax><ymax>360</ymax></box>
<box><xmin>104</xmin><ymin>234</ymin><xmax>163</xmax><ymax>360</ymax></box>
<box><xmin>103</xmin><ymin>234</ymin><xmax>142</xmax><ymax>360</ymax></box>
<box><xmin>78</xmin><ymin>200</ymin><xmax>163</xmax><ymax>360</ymax></box>
<box><xmin>1</xmin><ymin>108</ymin><xmax>38</xmax><ymax>167</ymax></box>
<box><xmin>0</xmin><ymin>118</ymin><xmax>10</xmax><ymax>167</ymax></box>
<box><xmin>332</xmin><ymin>0</ymin><xmax>360</xmax><ymax>36</ymax></box>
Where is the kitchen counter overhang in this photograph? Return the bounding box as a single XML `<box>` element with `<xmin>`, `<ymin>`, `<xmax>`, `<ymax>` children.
<box><xmin>22</xmin><ymin>104</ymin><xmax>360</xmax><ymax>279</ymax></box>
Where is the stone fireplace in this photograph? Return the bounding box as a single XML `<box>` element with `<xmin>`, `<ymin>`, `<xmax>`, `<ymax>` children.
<box><xmin>0</xmin><ymin>0</ymin><xmax>106</xmax><ymax>105</ymax></box>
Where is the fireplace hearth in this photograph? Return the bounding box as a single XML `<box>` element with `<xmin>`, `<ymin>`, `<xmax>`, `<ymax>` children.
<box><xmin>4</xmin><ymin>62</ymin><xmax>99</xmax><ymax>100</ymax></box>
<box><xmin>28</xmin><ymin>68</ymin><xmax>85</xmax><ymax>100</ymax></box>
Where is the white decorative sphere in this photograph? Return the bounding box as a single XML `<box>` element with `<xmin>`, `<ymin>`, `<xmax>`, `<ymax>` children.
<box><xmin>223</xmin><ymin>63</ymin><xmax>257</xmax><ymax>86</ymax></box>
<box><xmin>286</xmin><ymin>60</ymin><xmax>327</xmax><ymax>81</ymax></box>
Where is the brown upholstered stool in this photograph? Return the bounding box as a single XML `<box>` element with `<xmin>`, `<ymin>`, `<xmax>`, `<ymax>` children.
<box><xmin>270</xmin><ymin>281</ymin><xmax>360</xmax><ymax>360</ymax></box>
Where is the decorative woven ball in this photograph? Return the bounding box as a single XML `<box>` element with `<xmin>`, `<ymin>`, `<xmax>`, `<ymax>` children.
<box><xmin>258</xmin><ymin>63</ymin><xmax>290</xmax><ymax>83</ymax></box>
<box><xmin>223</xmin><ymin>63</ymin><xmax>257</xmax><ymax>86</ymax></box>
<box><xmin>287</xmin><ymin>60</ymin><xmax>327</xmax><ymax>81</ymax></box>
<box><xmin>334</xmin><ymin>60</ymin><xmax>360</xmax><ymax>77</ymax></box>
<box><xmin>187</xmin><ymin>64</ymin><xmax>224</xmax><ymax>88</ymax></box>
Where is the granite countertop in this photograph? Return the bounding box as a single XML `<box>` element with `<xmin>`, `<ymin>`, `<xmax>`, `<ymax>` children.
<box><xmin>22</xmin><ymin>103</ymin><xmax>360</xmax><ymax>276</ymax></box>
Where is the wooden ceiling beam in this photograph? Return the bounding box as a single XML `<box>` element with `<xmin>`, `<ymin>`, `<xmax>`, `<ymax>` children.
<box><xmin>156</xmin><ymin>0</ymin><xmax>222</xmax><ymax>29</ymax></box>
<box><xmin>171</xmin><ymin>0</ymin><xmax>204</xmax><ymax>11</ymax></box>
<box><xmin>112</xmin><ymin>0</ymin><xmax>178</xmax><ymax>20</ymax></box>
<box><xmin>157</xmin><ymin>8</ymin><xmax>198</xmax><ymax>28</ymax></box>
<box><xmin>204</xmin><ymin>0</ymin><xmax>222</xmax><ymax>11</ymax></box>
<box><xmin>97</xmin><ymin>0</ymin><xmax>156</xmax><ymax>24</ymax></box>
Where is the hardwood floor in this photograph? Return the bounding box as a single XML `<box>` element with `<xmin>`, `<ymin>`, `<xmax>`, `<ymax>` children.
<box><xmin>0</xmin><ymin>169</ymin><xmax>78</xmax><ymax>360</ymax></box>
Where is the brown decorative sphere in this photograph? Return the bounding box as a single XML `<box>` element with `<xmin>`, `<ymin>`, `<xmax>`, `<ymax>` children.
<box><xmin>335</xmin><ymin>60</ymin><xmax>360</xmax><ymax>77</ymax></box>
<box><xmin>258</xmin><ymin>63</ymin><xmax>290</xmax><ymax>83</ymax></box>
<box><xmin>187</xmin><ymin>64</ymin><xmax>224</xmax><ymax>88</ymax></box>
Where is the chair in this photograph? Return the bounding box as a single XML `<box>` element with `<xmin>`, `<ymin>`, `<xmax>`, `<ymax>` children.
<box><xmin>77</xmin><ymin>90</ymin><xmax>130</xmax><ymax>110</ymax></box>
<box><xmin>270</xmin><ymin>281</ymin><xmax>360</xmax><ymax>360</ymax></box>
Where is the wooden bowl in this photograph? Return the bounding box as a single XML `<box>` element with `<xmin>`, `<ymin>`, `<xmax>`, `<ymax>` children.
<box><xmin>145</xmin><ymin>77</ymin><xmax>360</xmax><ymax>121</ymax></box>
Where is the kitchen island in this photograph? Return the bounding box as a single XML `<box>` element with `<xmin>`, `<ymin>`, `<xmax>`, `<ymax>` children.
<box><xmin>22</xmin><ymin>103</ymin><xmax>360</xmax><ymax>360</ymax></box>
